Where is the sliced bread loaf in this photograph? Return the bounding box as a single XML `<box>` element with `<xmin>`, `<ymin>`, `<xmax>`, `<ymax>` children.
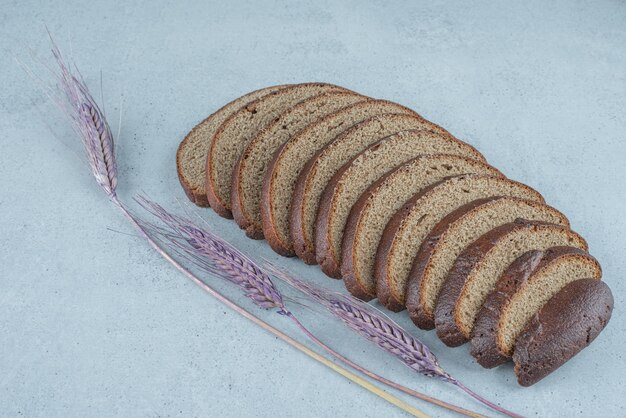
<box><xmin>231</xmin><ymin>91</ymin><xmax>367</xmax><ymax>239</ymax></box>
<box><xmin>471</xmin><ymin>247</ymin><xmax>601</xmax><ymax>368</ymax></box>
<box><xmin>405</xmin><ymin>197</ymin><xmax>568</xmax><ymax>329</ymax></box>
<box><xmin>513</xmin><ymin>278</ymin><xmax>613</xmax><ymax>386</ymax></box>
<box><xmin>435</xmin><ymin>220</ymin><xmax>588</xmax><ymax>347</ymax></box>
<box><xmin>206</xmin><ymin>83</ymin><xmax>349</xmax><ymax>218</ymax></box>
<box><xmin>176</xmin><ymin>85</ymin><xmax>288</xmax><ymax>206</ymax></box>
<box><xmin>340</xmin><ymin>162</ymin><xmax>503</xmax><ymax>299</ymax></box>
<box><xmin>291</xmin><ymin>113</ymin><xmax>459</xmax><ymax>264</ymax></box>
<box><xmin>261</xmin><ymin>100</ymin><xmax>417</xmax><ymax>256</ymax></box>
<box><xmin>316</xmin><ymin>134</ymin><xmax>487</xmax><ymax>278</ymax></box>
<box><xmin>373</xmin><ymin>176</ymin><xmax>545</xmax><ymax>309</ymax></box>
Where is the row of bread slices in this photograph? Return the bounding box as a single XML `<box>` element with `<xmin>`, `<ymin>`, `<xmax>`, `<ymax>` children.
<box><xmin>176</xmin><ymin>83</ymin><xmax>613</xmax><ymax>386</ymax></box>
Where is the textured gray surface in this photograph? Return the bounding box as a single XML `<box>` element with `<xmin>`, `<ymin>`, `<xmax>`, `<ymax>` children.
<box><xmin>1</xmin><ymin>0</ymin><xmax>625</xmax><ymax>417</ymax></box>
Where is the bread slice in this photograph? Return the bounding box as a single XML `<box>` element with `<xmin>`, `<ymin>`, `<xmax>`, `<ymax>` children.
<box><xmin>372</xmin><ymin>176</ymin><xmax>545</xmax><ymax>309</ymax></box>
<box><xmin>176</xmin><ymin>85</ymin><xmax>288</xmax><ymax>206</ymax></box>
<box><xmin>340</xmin><ymin>162</ymin><xmax>503</xmax><ymax>299</ymax></box>
<box><xmin>435</xmin><ymin>220</ymin><xmax>588</xmax><ymax>347</ymax></box>
<box><xmin>316</xmin><ymin>134</ymin><xmax>487</xmax><ymax>279</ymax></box>
<box><xmin>231</xmin><ymin>91</ymin><xmax>367</xmax><ymax>239</ymax></box>
<box><xmin>206</xmin><ymin>83</ymin><xmax>349</xmax><ymax>218</ymax></box>
<box><xmin>513</xmin><ymin>278</ymin><xmax>613</xmax><ymax>386</ymax></box>
<box><xmin>405</xmin><ymin>197</ymin><xmax>569</xmax><ymax>329</ymax></box>
<box><xmin>291</xmin><ymin>113</ymin><xmax>458</xmax><ymax>264</ymax></box>
<box><xmin>471</xmin><ymin>247</ymin><xmax>601</xmax><ymax>368</ymax></box>
<box><xmin>261</xmin><ymin>100</ymin><xmax>417</xmax><ymax>256</ymax></box>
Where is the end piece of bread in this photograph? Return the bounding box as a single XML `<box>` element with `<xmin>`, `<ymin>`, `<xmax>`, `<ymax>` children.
<box><xmin>513</xmin><ymin>279</ymin><xmax>613</xmax><ymax>386</ymax></box>
<box><xmin>470</xmin><ymin>247</ymin><xmax>601</xmax><ymax>368</ymax></box>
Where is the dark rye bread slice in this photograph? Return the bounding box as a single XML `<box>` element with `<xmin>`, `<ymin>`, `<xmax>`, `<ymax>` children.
<box><xmin>513</xmin><ymin>279</ymin><xmax>613</xmax><ymax>386</ymax></box>
<box><xmin>373</xmin><ymin>176</ymin><xmax>545</xmax><ymax>309</ymax></box>
<box><xmin>176</xmin><ymin>85</ymin><xmax>289</xmax><ymax>206</ymax></box>
<box><xmin>341</xmin><ymin>164</ymin><xmax>503</xmax><ymax>299</ymax></box>
<box><xmin>291</xmin><ymin>113</ymin><xmax>458</xmax><ymax>264</ymax></box>
<box><xmin>405</xmin><ymin>197</ymin><xmax>569</xmax><ymax>329</ymax></box>
<box><xmin>316</xmin><ymin>135</ymin><xmax>487</xmax><ymax>278</ymax></box>
<box><xmin>471</xmin><ymin>247</ymin><xmax>602</xmax><ymax>368</ymax></box>
<box><xmin>231</xmin><ymin>91</ymin><xmax>367</xmax><ymax>239</ymax></box>
<box><xmin>435</xmin><ymin>220</ymin><xmax>588</xmax><ymax>347</ymax></box>
<box><xmin>261</xmin><ymin>100</ymin><xmax>417</xmax><ymax>256</ymax></box>
<box><xmin>206</xmin><ymin>83</ymin><xmax>349</xmax><ymax>218</ymax></box>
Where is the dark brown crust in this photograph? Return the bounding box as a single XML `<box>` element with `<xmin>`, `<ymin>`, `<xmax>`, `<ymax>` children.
<box><xmin>206</xmin><ymin>83</ymin><xmax>343</xmax><ymax>219</ymax></box>
<box><xmin>434</xmin><ymin>219</ymin><xmax>588</xmax><ymax>347</ymax></box>
<box><xmin>405</xmin><ymin>197</ymin><xmax>500</xmax><ymax>328</ymax></box>
<box><xmin>513</xmin><ymin>279</ymin><xmax>613</xmax><ymax>386</ymax></box>
<box><xmin>231</xmin><ymin>91</ymin><xmax>363</xmax><ymax>241</ymax></box>
<box><xmin>260</xmin><ymin>142</ymin><xmax>298</xmax><ymax>257</ymax></box>
<box><xmin>230</xmin><ymin>164</ymin><xmax>264</xmax><ymax>239</ymax></box>
<box><xmin>290</xmin><ymin>114</ymin><xmax>449</xmax><ymax>265</ymax></box>
<box><xmin>470</xmin><ymin>246</ymin><xmax>590</xmax><ymax>368</ymax></box>
<box><xmin>291</xmin><ymin>147</ymin><xmax>324</xmax><ymax>264</ymax></box>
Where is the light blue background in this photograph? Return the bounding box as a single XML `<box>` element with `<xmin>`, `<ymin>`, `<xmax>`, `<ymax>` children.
<box><xmin>1</xmin><ymin>1</ymin><xmax>625</xmax><ymax>417</ymax></box>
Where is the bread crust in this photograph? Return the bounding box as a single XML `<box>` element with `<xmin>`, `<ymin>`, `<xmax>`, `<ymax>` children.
<box><xmin>470</xmin><ymin>246</ymin><xmax>591</xmax><ymax>368</ymax></box>
<box><xmin>261</xmin><ymin>143</ymin><xmax>298</xmax><ymax>256</ymax></box>
<box><xmin>434</xmin><ymin>219</ymin><xmax>587</xmax><ymax>347</ymax></box>
<box><xmin>291</xmin><ymin>149</ymin><xmax>327</xmax><ymax>264</ymax></box>
<box><xmin>513</xmin><ymin>279</ymin><xmax>613</xmax><ymax>386</ymax></box>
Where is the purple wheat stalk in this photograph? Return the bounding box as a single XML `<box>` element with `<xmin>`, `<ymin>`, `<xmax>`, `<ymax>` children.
<box><xmin>265</xmin><ymin>263</ymin><xmax>524</xmax><ymax>418</ymax></box>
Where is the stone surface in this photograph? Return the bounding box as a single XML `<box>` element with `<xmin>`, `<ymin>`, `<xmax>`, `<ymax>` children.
<box><xmin>0</xmin><ymin>0</ymin><xmax>624</xmax><ymax>416</ymax></box>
